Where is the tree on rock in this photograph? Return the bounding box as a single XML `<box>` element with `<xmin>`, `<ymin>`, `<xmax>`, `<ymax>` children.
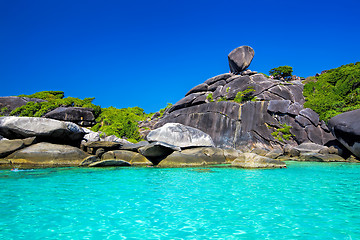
<box><xmin>269</xmin><ymin>66</ymin><xmax>293</xmax><ymax>80</ymax></box>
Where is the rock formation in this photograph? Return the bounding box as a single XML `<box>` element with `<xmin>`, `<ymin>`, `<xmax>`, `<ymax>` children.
<box><xmin>6</xmin><ymin>142</ymin><xmax>89</xmax><ymax>166</ymax></box>
<box><xmin>151</xmin><ymin>46</ymin><xmax>334</xmax><ymax>151</ymax></box>
<box><xmin>44</xmin><ymin>107</ymin><xmax>96</xmax><ymax>127</ymax></box>
<box><xmin>0</xmin><ymin>96</ymin><xmax>45</xmax><ymax>115</ymax></box>
<box><xmin>0</xmin><ymin>116</ymin><xmax>85</xmax><ymax>145</ymax></box>
<box><xmin>146</xmin><ymin>123</ymin><xmax>215</xmax><ymax>148</ymax></box>
<box><xmin>228</xmin><ymin>46</ymin><xmax>255</xmax><ymax>73</ymax></box>
<box><xmin>1</xmin><ymin>45</ymin><xmax>355</xmax><ymax>169</ymax></box>
<box><xmin>328</xmin><ymin>109</ymin><xmax>360</xmax><ymax>158</ymax></box>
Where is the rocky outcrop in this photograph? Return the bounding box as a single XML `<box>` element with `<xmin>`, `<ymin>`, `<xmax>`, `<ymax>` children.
<box><xmin>138</xmin><ymin>141</ymin><xmax>181</xmax><ymax>165</ymax></box>
<box><xmin>228</xmin><ymin>46</ymin><xmax>255</xmax><ymax>73</ymax></box>
<box><xmin>102</xmin><ymin>150</ymin><xmax>152</xmax><ymax>165</ymax></box>
<box><xmin>80</xmin><ymin>155</ymin><xmax>98</xmax><ymax>166</ymax></box>
<box><xmin>146</xmin><ymin>123</ymin><xmax>215</xmax><ymax>148</ymax></box>
<box><xmin>44</xmin><ymin>107</ymin><xmax>95</xmax><ymax>127</ymax></box>
<box><xmin>298</xmin><ymin>153</ymin><xmax>346</xmax><ymax>162</ymax></box>
<box><xmin>82</xmin><ymin>128</ymin><xmax>101</xmax><ymax>142</ymax></box>
<box><xmin>81</xmin><ymin>141</ymin><xmax>122</xmax><ymax>155</ymax></box>
<box><xmin>158</xmin><ymin>147</ymin><xmax>226</xmax><ymax>167</ymax></box>
<box><xmin>151</xmin><ymin>46</ymin><xmax>334</xmax><ymax>151</ymax></box>
<box><xmin>6</xmin><ymin>142</ymin><xmax>89</xmax><ymax>166</ymax></box>
<box><xmin>0</xmin><ymin>117</ymin><xmax>85</xmax><ymax>145</ymax></box>
<box><xmin>0</xmin><ymin>96</ymin><xmax>45</xmax><ymax>115</ymax></box>
<box><xmin>231</xmin><ymin>153</ymin><xmax>286</xmax><ymax>168</ymax></box>
<box><xmin>328</xmin><ymin>109</ymin><xmax>360</xmax><ymax>158</ymax></box>
<box><xmin>0</xmin><ymin>139</ymin><xmax>24</xmax><ymax>158</ymax></box>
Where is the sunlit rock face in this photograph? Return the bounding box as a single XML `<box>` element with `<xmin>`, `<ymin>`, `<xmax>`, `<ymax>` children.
<box><xmin>149</xmin><ymin>46</ymin><xmax>334</xmax><ymax>151</ymax></box>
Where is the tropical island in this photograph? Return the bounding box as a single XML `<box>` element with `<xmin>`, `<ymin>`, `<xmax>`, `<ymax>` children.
<box><xmin>0</xmin><ymin>46</ymin><xmax>359</xmax><ymax>169</ymax></box>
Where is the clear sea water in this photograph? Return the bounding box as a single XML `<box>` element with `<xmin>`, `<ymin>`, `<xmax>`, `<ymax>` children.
<box><xmin>0</xmin><ymin>162</ymin><xmax>360</xmax><ymax>240</ymax></box>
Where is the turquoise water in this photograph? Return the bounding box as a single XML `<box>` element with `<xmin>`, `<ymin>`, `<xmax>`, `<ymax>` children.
<box><xmin>1</xmin><ymin>162</ymin><xmax>360</xmax><ymax>240</ymax></box>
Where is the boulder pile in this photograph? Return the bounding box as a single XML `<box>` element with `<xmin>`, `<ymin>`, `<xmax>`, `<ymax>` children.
<box><xmin>0</xmin><ymin>96</ymin><xmax>96</xmax><ymax>127</ymax></box>
<box><xmin>151</xmin><ymin>46</ymin><xmax>334</xmax><ymax>152</ymax></box>
<box><xmin>1</xmin><ymin>45</ymin><xmax>358</xmax><ymax>169</ymax></box>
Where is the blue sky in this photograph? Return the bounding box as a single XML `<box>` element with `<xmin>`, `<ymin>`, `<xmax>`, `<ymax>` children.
<box><xmin>1</xmin><ymin>0</ymin><xmax>359</xmax><ymax>113</ymax></box>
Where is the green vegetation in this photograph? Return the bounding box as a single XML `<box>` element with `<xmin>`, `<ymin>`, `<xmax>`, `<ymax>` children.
<box><xmin>269</xmin><ymin>66</ymin><xmax>293</xmax><ymax>80</ymax></box>
<box><xmin>159</xmin><ymin>103</ymin><xmax>173</xmax><ymax>117</ymax></box>
<box><xmin>91</xmin><ymin>106</ymin><xmax>147</xmax><ymax>143</ymax></box>
<box><xmin>19</xmin><ymin>91</ymin><xmax>65</xmax><ymax>100</ymax></box>
<box><xmin>0</xmin><ymin>106</ymin><xmax>9</xmax><ymax>114</ymax></box>
<box><xmin>8</xmin><ymin>91</ymin><xmax>153</xmax><ymax>143</ymax></box>
<box><xmin>302</xmin><ymin>76</ymin><xmax>316</xmax><ymax>84</ymax></box>
<box><xmin>217</xmin><ymin>96</ymin><xmax>227</xmax><ymax>102</ymax></box>
<box><xmin>11</xmin><ymin>91</ymin><xmax>101</xmax><ymax>118</ymax></box>
<box><xmin>233</xmin><ymin>87</ymin><xmax>256</xmax><ymax>103</ymax></box>
<box><xmin>206</xmin><ymin>93</ymin><xmax>214</xmax><ymax>102</ymax></box>
<box><xmin>271</xmin><ymin>123</ymin><xmax>293</xmax><ymax>142</ymax></box>
<box><xmin>303</xmin><ymin>62</ymin><xmax>360</xmax><ymax>121</ymax></box>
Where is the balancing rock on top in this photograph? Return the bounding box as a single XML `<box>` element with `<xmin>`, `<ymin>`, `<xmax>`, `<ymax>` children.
<box><xmin>228</xmin><ymin>46</ymin><xmax>255</xmax><ymax>74</ymax></box>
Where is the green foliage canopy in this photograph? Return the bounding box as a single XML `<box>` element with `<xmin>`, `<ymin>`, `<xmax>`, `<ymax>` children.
<box><xmin>10</xmin><ymin>91</ymin><xmax>101</xmax><ymax>118</ymax></box>
<box><xmin>19</xmin><ymin>91</ymin><xmax>65</xmax><ymax>100</ymax></box>
<box><xmin>269</xmin><ymin>66</ymin><xmax>293</xmax><ymax>80</ymax></box>
<box><xmin>91</xmin><ymin>106</ymin><xmax>147</xmax><ymax>143</ymax></box>
<box><xmin>303</xmin><ymin>62</ymin><xmax>360</xmax><ymax>121</ymax></box>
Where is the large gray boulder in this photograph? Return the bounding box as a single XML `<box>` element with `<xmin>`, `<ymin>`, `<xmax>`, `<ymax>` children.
<box><xmin>146</xmin><ymin>123</ymin><xmax>215</xmax><ymax>148</ymax></box>
<box><xmin>228</xmin><ymin>46</ymin><xmax>255</xmax><ymax>73</ymax></box>
<box><xmin>148</xmin><ymin>47</ymin><xmax>332</xmax><ymax>151</ymax></box>
<box><xmin>82</xmin><ymin>129</ymin><xmax>101</xmax><ymax>142</ymax></box>
<box><xmin>138</xmin><ymin>141</ymin><xmax>181</xmax><ymax>165</ymax></box>
<box><xmin>328</xmin><ymin>109</ymin><xmax>360</xmax><ymax>158</ymax></box>
<box><xmin>0</xmin><ymin>96</ymin><xmax>45</xmax><ymax>115</ymax></box>
<box><xmin>44</xmin><ymin>107</ymin><xmax>95</xmax><ymax>127</ymax></box>
<box><xmin>6</xmin><ymin>142</ymin><xmax>89</xmax><ymax>166</ymax></box>
<box><xmin>0</xmin><ymin>117</ymin><xmax>85</xmax><ymax>144</ymax></box>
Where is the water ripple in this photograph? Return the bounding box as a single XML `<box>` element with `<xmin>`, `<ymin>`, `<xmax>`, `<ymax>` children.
<box><xmin>0</xmin><ymin>162</ymin><xmax>359</xmax><ymax>239</ymax></box>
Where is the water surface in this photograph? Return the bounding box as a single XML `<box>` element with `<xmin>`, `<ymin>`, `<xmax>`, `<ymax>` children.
<box><xmin>1</xmin><ymin>162</ymin><xmax>359</xmax><ymax>239</ymax></box>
